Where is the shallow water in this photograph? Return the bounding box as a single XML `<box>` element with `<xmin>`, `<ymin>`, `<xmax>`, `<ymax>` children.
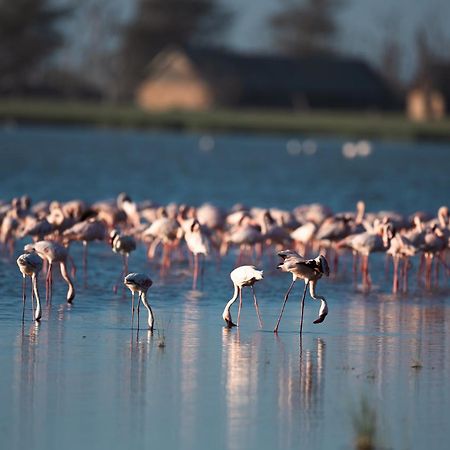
<box><xmin>0</xmin><ymin>126</ymin><xmax>449</xmax><ymax>450</ymax></box>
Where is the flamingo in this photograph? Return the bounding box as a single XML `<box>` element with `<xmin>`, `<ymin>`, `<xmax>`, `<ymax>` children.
<box><xmin>222</xmin><ymin>265</ymin><xmax>264</xmax><ymax>328</ymax></box>
<box><xmin>63</xmin><ymin>218</ymin><xmax>106</xmax><ymax>285</ymax></box>
<box><xmin>421</xmin><ymin>225</ymin><xmax>447</xmax><ymax>289</ymax></box>
<box><xmin>24</xmin><ymin>240</ymin><xmax>75</xmax><ymax>303</ymax></box>
<box><xmin>274</xmin><ymin>250</ymin><xmax>329</xmax><ymax>334</ymax></box>
<box><xmin>179</xmin><ymin>218</ymin><xmax>209</xmax><ymax>289</ymax></box>
<box><xmin>337</xmin><ymin>220</ymin><xmax>386</xmax><ymax>289</ymax></box>
<box><xmin>382</xmin><ymin>222</ymin><xmax>417</xmax><ymax>293</ymax></box>
<box><xmin>124</xmin><ymin>273</ymin><xmax>154</xmax><ymax>330</ymax></box>
<box><xmin>16</xmin><ymin>252</ymin><xmax>43</xmax><ymax>322</ymax></box>
<box><xmin>142</xmin><ymin>209</ymin><xmax>180</xmax><ymax>269</ymax></box>
<box><xmin>221</xmin><ymin>215</ymin><xmax>263</xmax><ymax>264</ymax></box>
<box><xmin>117</xmin><ymin>192</ymin><xmax>141</xmax><ymax>228</ymax></box>
<box><xmin>110</xmin><ymin>229</ymin><xmax>137</xmax><ymax>293</ymax></box>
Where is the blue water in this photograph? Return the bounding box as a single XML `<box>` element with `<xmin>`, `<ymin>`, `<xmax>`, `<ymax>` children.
<box><xmin>0</xmin><ymin>126</ymin><xmax>449</xmax><ymax>450</ymax></box>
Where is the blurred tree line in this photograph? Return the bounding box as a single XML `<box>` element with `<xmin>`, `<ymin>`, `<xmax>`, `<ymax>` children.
<box><xmin>0</xmin><ymin>0</ymin><xmax>449</xmax><ymax>102</ymax></box>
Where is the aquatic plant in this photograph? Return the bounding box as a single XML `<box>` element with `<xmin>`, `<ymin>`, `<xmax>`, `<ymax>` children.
<box><xmin>352</xmin><ymin>396</ymin><xmax>378</xmax><ymax>450</ymax></box>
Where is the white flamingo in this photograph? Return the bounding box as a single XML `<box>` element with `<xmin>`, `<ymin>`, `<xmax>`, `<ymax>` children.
<box><xmin>179</xmin><ymin>218</ymin><xmax>210</xmax><ymax>289</ymax></box>
<box><xmin>110</xmin><ymin>229</ymin><xmax>136</xmax><ymax>293</ymax></box>
<box><xmin>222</xmin><ymin>265</ymin><xmax>264</xmax><ymax>328</ymax></box>
<box><xmin>124</xmin><ymin>273</ymin><xmax>154</xmax><ymax>330</ymax></box>
<box><xmin>24</xmin><ymin>240</ymin><xmax>75</xmax><ymax>303</ymax></box>
<box><xmin>17</xmin><ymin>252</ymin><xmax>43</xmax><ymax>322</ymax></box>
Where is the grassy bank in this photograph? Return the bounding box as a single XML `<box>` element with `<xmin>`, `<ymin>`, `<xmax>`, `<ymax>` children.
<box><xmin>1</xmin><ymin>98</ymin><xmax>450</xmax><ymax>141</ymax></box>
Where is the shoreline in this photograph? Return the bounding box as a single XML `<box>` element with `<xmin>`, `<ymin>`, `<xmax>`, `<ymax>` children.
<box><xmin>1</xmin><ymin>98</ymin><xmax>450</xmax><ymax>141</ymax></box>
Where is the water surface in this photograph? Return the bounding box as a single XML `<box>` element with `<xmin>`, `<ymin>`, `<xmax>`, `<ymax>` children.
<box><xmin>0</xmin><ymin>126</ymin><xmax>449</xmax><ymax>450</ymax></box>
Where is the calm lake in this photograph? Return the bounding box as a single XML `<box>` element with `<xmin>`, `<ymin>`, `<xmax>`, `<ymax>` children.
<box><xmin>0</xmin><ymin>126</ymin><xmax>449</xmax><ymax>450</ymax></box>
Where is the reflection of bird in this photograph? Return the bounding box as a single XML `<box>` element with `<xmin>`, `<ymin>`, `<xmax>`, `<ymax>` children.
<box><xmin>24</xmin><ymin>240</ymin><xmax>75</xmax><ymax>303</ymax></box>
<box><xmin>274</xmin><ymin>250</ymin><xmax>329</xmax><ymax>334</ymax></box>
<box><xmin>17</xmin><ymin>252</ymin><xmax>43</xmax><ymax>322</ymax></box>
<box><xmin>222</xmin><ymin>265</ymin><xmax>264</xmax><ymax>328</ymax></box>
<box><xmin>124</xmin><ymin>273</ymin><xmax>154</xmax><ymax>330</ymax></box>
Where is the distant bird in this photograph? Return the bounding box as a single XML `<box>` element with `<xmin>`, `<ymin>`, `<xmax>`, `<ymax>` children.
<box><xmin>124</xmin><ymin>273</ymin><xmax>154</xmax><ymax>331</ymax></box>
<box><xmin>117</xmin><ymin>192</ymin><xmax>141</xmax><ymax>228</ymax></box>
<box><xmin>24</xmin><ymin>240</ymin><xmax>75</xmax><ymax>303</ymax></box>
<box><xmin>274</xmin><ymin>250</ymin><xmax>329</xmax><ymax>334</ymax></box>
<box><xmin>17</xmin><ymin>252</ymin><xmax>43</xmax><ymax>322</ymax></box>
<box><xmin>110</xmin><ymin>229</ymin><xmax>136</xmax><ymax>293</ymax></box>
<box><xmin>222</xmin><ymin>265</ymin><xmax>264</xmax><ymax>328</ymax></box>
<box><xmin>142</xmin><ymin>209</ymin><xmax>180</xmax><ymax>269</ymax></box>
<box><xmin>290</xmin><ymin>221</ymin><xmax>317</xmax><ymax>256</ymax></box>
<box><xmin>337</xmin><ymin>221</ymin><xmax>386</xmax><ymax>289</ymax></box>
<box><xmin>179</xmin><ymin>218</ymin><xmax>209</xmax><ymax>289</ymax></box>
<box><xmin>63</xmin><ymin>218</ymin><xmax>106</xmax><ymax>285</ymax></box>
<box><xmin>221</xmin><ymin>216</ymin><xmax>263</xmax><ymax>264</ymax></box>
<box><xmin>382</xmin><ymin>222</ymin><xmax>417</xmax><ymax>293</ymax></box>
<box><xmin>421</xmin><ymin>225</ymin><xmax>447</xmax><ymax>289</ymax></box>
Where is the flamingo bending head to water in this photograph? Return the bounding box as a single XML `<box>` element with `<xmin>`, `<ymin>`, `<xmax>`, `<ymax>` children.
<box><xmin>274</xmin><ymin>250</ymin><xmax>329</xmax><ymax>334</ymax></box>
<box><xmin>17</xmin><ymin>252</ymin><xmax>43</xmax><ymax>322</ymax></box>
<box><xmin>124</xmin><ymin>273</ymin><xmax>154</xmax><ymax>331</ymax></box>
<box><xmin>222</xmin><ymin>265</ymin><xmax>264</xmax><ymax>328</ymax></box>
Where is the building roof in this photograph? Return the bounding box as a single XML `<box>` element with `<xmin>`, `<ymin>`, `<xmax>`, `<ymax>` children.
<box><xmin>146</xmin><ymin>46</ymin><xmax>399</xmax><ymax>110</ymax></box>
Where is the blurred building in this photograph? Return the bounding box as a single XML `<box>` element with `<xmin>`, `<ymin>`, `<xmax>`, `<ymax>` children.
<box><xmin>407</xmin><ymin>62</ymin><xmax>450</xmax><ymax>121</ymax></box>
<box><xmin>136</xmin><ymin>46</ymin><xmax>399</xmax><ymax>112</ymax></box>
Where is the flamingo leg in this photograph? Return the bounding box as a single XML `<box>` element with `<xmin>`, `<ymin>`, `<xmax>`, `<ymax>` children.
<box><xmin>393</xmin><ymin>256</ymin><xmax>399</xmax><ymax>294</ymax></box>
<box><xmin>137</xmin><ymin>292</ymin><xmax>141</xmax><ymax>331</ymax></box>
<box><xmin>352</xmin><ymin>251</ymin><xmax>358</xmax><ymax>284</ymax></box>
<box><xmin>237</xmin><ymin>288</ymin><xmax>243</xmax><ymax>327</ymax></box>
<box><xmin>123</xmin><ymin>254</ymin><xmax>129</xmax><ymax>278</ymax></box>
<box><xmin>131</xmin><ymin>292</ymin><xmax>135</xmax><ymax>330</ymax></box>
<box><xmin>250</xmin><ymin>285</ymin><xmax>263</xmax><ymax>328</ymax></box>
<box><xmin>22</xmin><ymin>276</ymin><xmax>26</xmax><ymax>322</ymax></box>
<box><xmin>83</xmin><ymin>241</ymin><xmax>88</xmax><ymax>288</ymax></box>
<box><xmin>45</xmin><ymin>265</ymin><xmax>50</xmax><ymax>303</ymax></box>
<box><xmin>193</xmin><ymin>253</ymin><xmax>198</xmax><ymax>290</ymax></box>
<box><xmin>31</xmin><ymin>279</ymin><xmax>35</xmax><ymax>321</ymax></box>
<box><xmin>402</xmin><ymin>258</ymin><xmax>409</xmax><ymax>293</ymax></box>
<box><xmin>434</xmin><ymin>254</ymin><xmax>440</xmax><ymax>288</ymax></box>
<box><xmin>200</xmin><ymin>254</ymin><xmax>205</xmax><ymax>289</ymax></box>
<box><xmin>49</xmin><ymin>263</ymin><xmax>53</xmax><ymax>302</ymax></box>
<box><xmin>417</xmin><ymin>253</ymin><xmax>425</xmax><ymax>286</ymax></box>
<box><xmin>361</xmin><ymin>254</ymin><xmax>366</xmax><ymax>287</ymax></box>
<box><xmin>299</xmin><ymin>281</ymin><xmax>309</xmax><ymax>335</ymax></box>
<box><xmin>274</xmin><ymin>279</ymin><xmax>296</xmax><ymax>333</ymax></box>
<box><xmin>425</xmin><ymin>254</ymin><xmax>432</xmax><ymax>290</ymax></box>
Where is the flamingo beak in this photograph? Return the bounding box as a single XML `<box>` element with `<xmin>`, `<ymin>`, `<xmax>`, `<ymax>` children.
<box><xmin>224</xmin><ymin>318</ymin><xmax>237</xmax><ymax>328</ymax></box>
<box><xmin>313</xmin><ymin>311</ymin><xmax>327</xmax><ymax>324</ymax></box>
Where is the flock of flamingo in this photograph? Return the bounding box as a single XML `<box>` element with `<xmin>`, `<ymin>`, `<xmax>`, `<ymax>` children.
<box><xmin>2</xmin><ymin>193</ymin><xmax>449</xmax><ymax>333</ymax></box>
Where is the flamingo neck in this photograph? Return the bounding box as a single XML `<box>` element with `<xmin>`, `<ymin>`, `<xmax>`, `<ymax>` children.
<box><xmin>223</xmin><ymin>284</ymin><xmax>239</xmax><ymax>321</ymax></box>
<box><xmin>32</xmin><ymin>274</ymin><xmax>42</xmax><ymax>321</ymax></box>
<box><xmin>140</xmin><ymin>292</ymin><xmax>154</xmax><ymax>330</ymax></box>
<box><xmin>60</xmin><ymin>261</ymin><xmax>75</xmax><ymax>302</ymax></box>
<box><xmin>309</xmin><ymin>281</ymin><xmax>328</xmax><ymax>313</ymax></box>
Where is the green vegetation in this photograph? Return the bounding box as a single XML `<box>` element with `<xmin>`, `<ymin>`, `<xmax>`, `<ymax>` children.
<box><xmin>352</xmin><ymin>397</ymin><xmax>378</xmax><ymax>450</ymax></box>
<box><xmin>1</xmin><ymin>98</ymin><xmax>450</xmax><ymax>141</ymax></box>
